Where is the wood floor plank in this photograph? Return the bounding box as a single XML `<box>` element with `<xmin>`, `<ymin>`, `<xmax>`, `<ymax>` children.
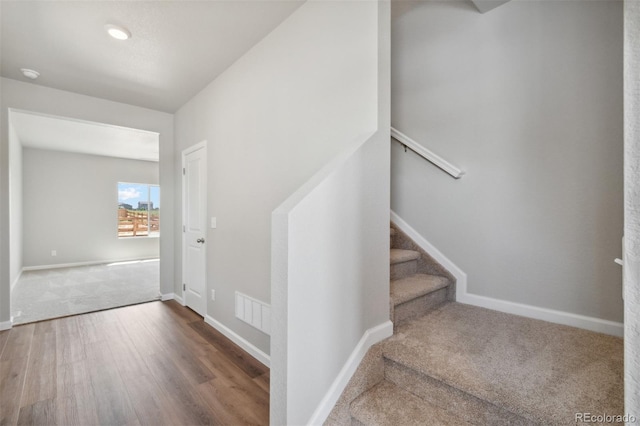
<box><xmin>103</xmin><ymin>315</ymin><xmax>185</xmax><ymax>426</ymax></box>
<box><xmin>0</xmin><ymin>325</ymin><xmax>35</xmax><ymax>426</ymax></box>
<box><xmin>20</xmin><ymin>322</ymin><xmax>57</xmax><ymax>407</ymax></box>
<box><xmin>0</xmin><ymin>323</ymin><xmax>34</xmax><ymax>361</ymax></box>
<box><xmin>202</xmin><ymin>372</ymin><xmax>269</xmax><ymax>425</ymax></box>
<box><xmin>211</xmin><ymin>361</ymin><xmax>269</xmax><ymax>408</ymax></box>
<box><xmin>141</xmin><ymin>303</ymin><xmax>214</xmax><ymax>359</ymax></box>
<box><xmin>0</xmin><ymin>301</ymin><xmax>269</xmax><ymax>426</ymax></box>
<box><xmin>194</xmin><ymin>349</ymin><xmax>270</xmax><ymax>423</ymax></box>
<box><xmin>152</xmin><ymin>303</ymin><xmax>226</xmax><ymax>354</ymax></box>
<box><xmin>56</xmin><ymin>361</ymin><xmax>100</xmax><ymax>426</ymax></box>
<box><xmin>189</xmin><ymin>320</ymin><xmax>268</xmax><ymax>378</ymax></box>
<box><xmin>166</xmin><ymin>341</ymin><xmax>217</xmax><ymax>386</ymax></box>
<box><xmin>55</xmin><ymin>317</ymin><xmax>86</xmax><ymax>366</ymax></box>
<box><xmin>17</xmin><ymin>398</ymin><xmax>56</xmax><ymax>426</ymax></box>
<box><xmin>197</xmin><ymin>379</ymin><xmax>267</xmax><ymax>426</ymax></box>
<box><xmin>130</xmin><ymin>309</ymin><xmax>217</xmax><ymax>386</ymax></box>
<box><xmin>119</xmin><ymin>371</ymin><xmax>181</xmax><ymax>426</ymax></box>
<box><xmin>197</xmin><ymin>348</ymin><xmax>267</xmax><ymax>395</ymax></box>
<box><xmin>191</xmin><ymin>381</ymin><xmax>241</xmax><ymax>425</ymax></box>
<box><xmin>163</xmin><ymin>299</ymin><xmax>204</xmax><ymax>323</ymax></box>
<box><xmin>113</xmin><ymin>306</ymin><xmax>166</xmax><ymax>358</ymax></box>
<box><xmin>0</xmin><ymin>359</ymin><xmax>29</xmax><ymax>426</ymax></box>
<box><xmin>144</xmin><ymin>351</ymin><xmax>224</xmax><ymax>425</ymax></box>
<box><xmin>101</xmin><ymin>317</ymin><xmax>156</xmax><ymax>378</ymax></box>
<box><xmin>33</xmin><ymin>320</ymin><xmax>55</xmax><ymax>336</ymax></box>
<box><xmin>75</xmin><ymin>310</ymin><xmax>110</xmax><ymax>345</ymax></box>
<box><xmin>122</xmin><ymin>302</ymin><xmax>265</xmax><ymax>424</ymax></box>
<box><xmin>253</xmin><ymin>371</ymin><xmax>270</xmax><ymax>394</ymax></box>
<box><xmin>0</xmin><ymin>330</ymin><xmax>11</xmax><ymax>359</ymax></box>
<box><xmin>83</xmin><ymin>340</ymin><xmax>140</xmax><ymax>426</ymax></box>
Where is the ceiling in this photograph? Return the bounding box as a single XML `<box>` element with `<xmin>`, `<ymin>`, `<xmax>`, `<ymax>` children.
<box><xmin>10</xmin><ymin>110</ymin><xmax>160</xmax><ymax>162</ymax></box>
<box><xmin>0</xmin><ymin>1</ymin><xmax>304</xmax><ymax>113</ymax></box>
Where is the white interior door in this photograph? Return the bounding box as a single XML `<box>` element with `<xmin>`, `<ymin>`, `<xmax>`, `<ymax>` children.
<box><xmin>182</xmin><ymin>142</ymin><xmax>207</xmax><ymax>316</ymax></box>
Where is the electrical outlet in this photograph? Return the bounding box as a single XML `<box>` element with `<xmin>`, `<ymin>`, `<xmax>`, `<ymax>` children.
<box><xmin>51</xmin><ymin>250</ymin><xmax>57</xmax><ymax>257</ymax></box>
<box><xmin>211</xmin><ymin>289</ymin><xmax>216</xmax><ymax>301</ymax></box>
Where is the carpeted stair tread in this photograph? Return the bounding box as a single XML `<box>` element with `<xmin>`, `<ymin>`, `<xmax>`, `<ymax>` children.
<box><xmin>391</xmin><ymin>274</ymin><xmax>449</xmax><ymax>306</ymax></box>
<box><xmin>390</xmin><ymin>228</ymin><xmax>396</xmax><ymax>237</ymax></box>
<box><xmin>350</xmin><ymin>380</ymin><xmax>472</xmax><ymax>426</ymax></box>
<box><xmin>381</xmin><ymin>302</ymin><xmax>624</xmax><ymax>425</ymax></box>
<box><xmin>390</xmin><ymin>249</ymin><xmax>420</xmax><ymax>265</ymax></box>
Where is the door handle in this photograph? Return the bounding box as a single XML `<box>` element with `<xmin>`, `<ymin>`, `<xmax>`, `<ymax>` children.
<box><xmin>197</xmin><ymin>238</ymin><xmax>205</xmax><ymax>244</ymax></box>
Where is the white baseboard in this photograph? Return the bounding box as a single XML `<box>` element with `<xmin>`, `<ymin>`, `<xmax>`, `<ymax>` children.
<box><xmin>390</xmin><ymin>210</ymin><xmax>623</xmax><ymax>337</ymax></box>
<box><xmin>22</xmin><ymin>257</ymin><xmax>159</xmax><ymax>271</ymax></box>
<box><xmin>161</xmin><ymin>293</ymin><xmax>185</xmax><ymax>306</ymax></box>
<box><xmin>391</xmin><ymin>210</ymin><xmax>468</xmax><ymax>294</ymax></box>
<box><xmin>0</xmin><ymin>319</ymin><xmax>12</xmax><ymax>331</ymax></box>
<box><xmin>204</xmin><ymin>314</ymin><xmax>270</xmax><ymax>367</ymax></box>
<box><xmin>459</xmin><ymin>293</ymin><xmax>623</xmax><ymax>337</ymax></box>
<box><xmin>307</xmin><ymin>320</ymin><xmax>394</xmax><ymax>425</ymax></box>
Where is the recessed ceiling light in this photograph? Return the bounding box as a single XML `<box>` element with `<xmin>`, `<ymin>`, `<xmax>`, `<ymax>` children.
<box><xmin>20</xmin><ymin>68</ymin><xmax>40</xmax><ymax>80</ymax></box>
<box><xmin>105</xmin><ymin>24</ymin><xmax>131</xmax><ymax>41</ymax></box>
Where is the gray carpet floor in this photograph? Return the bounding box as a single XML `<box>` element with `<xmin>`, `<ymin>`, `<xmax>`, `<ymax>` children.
<box><xmin>329</xmin><ymin>302</ymin><xmax>624</xmax><ymax>425</ymax></box>
<box><xmin>11</xmin><ymin>259</ymin><xmax>160</xmax><ymax>325</ymax></box>
<box><xmin>383</xmin><ymin>302</ymin><xmax>624</xmax><ymax>424</ymax></box>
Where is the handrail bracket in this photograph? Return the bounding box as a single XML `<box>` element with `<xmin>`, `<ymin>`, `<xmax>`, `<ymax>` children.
<box><xmin>391</xmin><ymin>127</ymin><xmax>464</xmax><ymax>179</ymax></box>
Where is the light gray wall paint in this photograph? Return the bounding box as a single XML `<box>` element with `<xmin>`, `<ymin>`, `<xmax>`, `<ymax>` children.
<box><xmin>391</xmin><ymin>0</ymin><xmax>623</xmax><ymax>321</ymax></box>
<box><xmin>272</xmin><ymin>132</ymin><xmax>391</xmax><ymax>424</ymax></box>
<box><xmin>272</xmin><ymin>2</ymin><xmax>390</xmax><ymax>422</ymax></box>
<box><xmin>175</xmin><ymin>0</ymin><xmax>382</xmax><ymax>356</ymax></box>
<box><xmin>624</xmin><ymin>0</ymin><xmax>640</xmax><ymax>417</ymax></box>
<box><xmin>0</xmin><ymin>77</ymin><xmax>174</xmax><ymax>325</ymax></box>
<box><xmin>22</xmin><ymin>148</ymin><xmax>159</xmax><ymax>267</ymax></box>
<box><xmin>9</xmin><ymin>122</ymin><xmax>22</xmax><ymax>287</ymax></box>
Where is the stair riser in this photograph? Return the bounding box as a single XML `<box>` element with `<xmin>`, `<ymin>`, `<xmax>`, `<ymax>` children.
<box><xmin>384</xmin><ymin>359</ymin><xmax>534</xmax><ymax>426</ymax></box>
<box><xmin>391</xmin><ymin>226</ymin><xmax>454</xmax><ymax>279</ymax></box>
<box><xmin>393</xmin><ymin>287</ymin><xmax>448</xmax><ymax>327</ymax></box>
<box><xmin>390</xmin><ymin>260</ymin><xmax>417</xmax><ymax>280</ymax></box>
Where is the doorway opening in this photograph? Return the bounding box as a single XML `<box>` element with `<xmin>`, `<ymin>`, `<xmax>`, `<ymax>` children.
<box><xmin>8</xmin><ymin>109</ymin><xmax>161</xmax><ymax>324</ymax></box>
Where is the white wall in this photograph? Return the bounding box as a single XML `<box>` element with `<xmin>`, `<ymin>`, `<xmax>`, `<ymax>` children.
<box><xmin>8</xmin><ymin>121</ymin><xmax>22</xmax><ymax>288</ymax></box>
<box><xmin>391</xmin><ymin>0</ymin><xmax>623</xmax><ymax>323</ymax></box>
<box><xmin>174</xmin><ymin>0</ymin><xmax>381</xmax><ymax>356</ymax></box>
<box><xmin>271</xmin><ymin>2</ymin><xmax>390</xmax><ymax>422</ymax></box>
<box><xmin>272</xmin><ymin>132</ymin><xmax>391</xmax><ymax>424</ymax></box>
<box><xmin>624</xmin><ymin>0</ymin><xmax>640</xmax><ymax>418</ymax></box>
<box><xmin>0</xmin><ymin>77</ymin><xmax>174</xmax><ymax>325</ymax></box>
<box><xmin>22</xmin><ymin>148</ymin><xmax>159</xmax><ymax>267</ymax></box>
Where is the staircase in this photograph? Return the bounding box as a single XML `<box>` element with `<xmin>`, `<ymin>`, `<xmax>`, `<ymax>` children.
<box><xmin>325</xmin><ymin>225</ymin><xmax>624</xmax><ymax>425</ymax></box>
<box><xmin>388</xmin><ymin>226</ymin><xmax>455</xmax><ymax>330</ymax></box>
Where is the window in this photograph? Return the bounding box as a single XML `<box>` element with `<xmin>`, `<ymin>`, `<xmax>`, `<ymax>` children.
<box><xmin>117</xmin><ymin>182</ymin><xmax>160</xmax><ymax>238</ymax></box>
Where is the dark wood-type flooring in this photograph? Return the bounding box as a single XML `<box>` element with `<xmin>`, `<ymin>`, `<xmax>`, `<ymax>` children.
<box><xmin>0</xmin><ymin>300</ymin><xmax>269</xmax><ymax>425</ymax></box>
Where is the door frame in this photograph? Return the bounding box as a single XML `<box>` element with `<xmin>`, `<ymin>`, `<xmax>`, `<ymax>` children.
<box><xmin>181</xmin><ymin>140</ymin><xmax>207</xmax><ymax>311</ymax></box>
